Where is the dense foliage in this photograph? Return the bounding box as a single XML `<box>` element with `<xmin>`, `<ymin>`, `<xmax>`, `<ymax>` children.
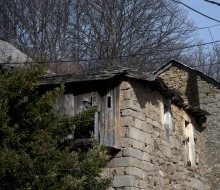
<box><xmin>0</xmin><ymin>66</ymin><xmax>111</xmax><ymax>190</ymax></box>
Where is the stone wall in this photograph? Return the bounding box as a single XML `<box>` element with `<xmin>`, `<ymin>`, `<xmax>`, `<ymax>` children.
<box><xmin>159</xmin><ymin>66</ymin><xmax>220</xmax><ymax>190</ymax></box>
<box><xmin>106</xmin><ymin>79</ymin><xmax>207</xmax><ymax>190</ymax></box>
<box><xmin>158</xmin><ymin>66</ymin><xmax>200</xmax><ymax>107</ymax></box>
<box><xmin>197</xmin><ymin>76</ymin><xmax>220</xmax><ymax>190</ymax></box>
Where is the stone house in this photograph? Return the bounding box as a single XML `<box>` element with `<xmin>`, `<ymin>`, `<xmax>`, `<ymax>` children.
<box><xmin>39</xmin><ymin>60</ymin><xmax>219</xmax><ymax>190</ymax></box>
<box><xmin>2</xmin><ymin>40</ymin><xmax>217</xmax><ymax>189</ymax></box>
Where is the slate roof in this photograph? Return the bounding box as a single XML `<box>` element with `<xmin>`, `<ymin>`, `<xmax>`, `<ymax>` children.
<box><xmin>39</xmin><ymin>65</ymin><xmax>156</xmax><ymax>85</ymax></box>
<box><xmin>39</xmin><ymin>60</ymin><xmax>220</xmax><ymax>88</ymax></box>
<box><xmin>38</xmin><ymin>60</ymin><xmax>220</xmax><ymax>118</ymax></box>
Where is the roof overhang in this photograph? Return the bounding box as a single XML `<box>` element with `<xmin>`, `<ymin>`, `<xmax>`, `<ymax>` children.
<box><xmin>39</xmin><ymin>60</ymin><xmax>217</xmax><ymax>118</ymax></box>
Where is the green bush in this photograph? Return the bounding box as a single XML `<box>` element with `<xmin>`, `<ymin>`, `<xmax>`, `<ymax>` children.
<box><xmin>0</xmin><ymin>65</ymin><xmax>111</xmax><ymax>190</ymax></box>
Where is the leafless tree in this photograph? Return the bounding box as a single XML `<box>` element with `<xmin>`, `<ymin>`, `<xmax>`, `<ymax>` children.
<box><xmin>0</xmin><ymin>0</ymin><xmax>76</xmax><ymax>62</ymax></box>
<box><xmin>180</xmin><ymin>44</ymin><xmax>220</xmax><ymax>81</ymax></box>
<box><xmin>0</xmin><ymin>0</ymin><xmax>196</xmax><ymax>72</ymax></box>
<box><xmin>75</xmin><ymin>0</ymin><xmax>196</xmax><ymax>69</ymax></box>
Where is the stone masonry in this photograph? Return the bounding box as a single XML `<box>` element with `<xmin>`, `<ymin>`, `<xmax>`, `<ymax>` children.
<box><xmin>106</xmin><ymin>79</ymin><xmax>208</xmax><ymax>190</ymax></box>
<box><xmin>159</xmin><ymin>65</ymin><xmax>220</xmax><ymax>190</ymax></box>
<box><xmin>199</xmin><ymin>77</ymin><xmax>220</xmax><ymax>190</ymax></box>
<box><xmin>39</xmin><ymin>61</ymin><xmax>219</xmax><ymax>190</ymax></box>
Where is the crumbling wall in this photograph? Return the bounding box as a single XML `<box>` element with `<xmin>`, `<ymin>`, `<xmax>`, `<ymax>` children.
<box><xmin>106</xmin><ymin>80</ymin><xmax>207</xmax><ymax>190</ymax></box>
<box><xmin>159</xmin><ymin>66</ymin><xmax>220</xmax><ymax>190</ymax></box>
<box><xmin>197</xmin><ymin>76</ymin><xmax>220</xmax><ymax>190</ymax></box>
<box><xmin>158</xmin><ymin>66</ymin><xmax>200</xmax><ymax>107</ymax></box>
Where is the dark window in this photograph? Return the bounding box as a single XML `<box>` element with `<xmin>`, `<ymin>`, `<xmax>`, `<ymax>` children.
<box><xmin>107</xmin><ymin>96</ymin><xmax>111</xmax><ymax>108</ymax></box>
<box><xmin>90</xmin><ymin>96</ymin><xmax>93</xmax><ymax>106</ymax></box>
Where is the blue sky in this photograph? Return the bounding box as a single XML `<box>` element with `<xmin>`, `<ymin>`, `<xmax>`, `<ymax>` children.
<box><xmin>180</xmin><ymin>0</ymin><xmax>220</xmax><ymax>44</ymax></box>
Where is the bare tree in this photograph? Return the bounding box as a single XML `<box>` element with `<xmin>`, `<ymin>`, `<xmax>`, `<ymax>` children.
<box><xmin>75</xmin><ymin>0</ymin><xmax>196</xmax><ymax>69</ymax></box>
<box><xmin>180</xmin><ymin>44</ymin><xmax>220</xmax><ymax>81</ymax></box>
<box><xmin>0</xmin><ymin>0</ymin><xmax>75</xmax><ymax>62</ymax></box>
<box><xmin>0</xmin><ymin>0</ymin><xmax>196</xmax><ymax>72</ymax></box>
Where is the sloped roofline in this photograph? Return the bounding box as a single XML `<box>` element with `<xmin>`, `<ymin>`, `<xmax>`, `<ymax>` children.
<box><xmin>39</xmin><ymin>59</ymin><xmax>219</xmax><ymax>88</ymax></box>
<box><xmin>38</xmin><ymin>60</ymin><xmax>215</xmax><ymax>117</ymax></box>
<box><xmin>153</xmin><ymin>59</ymin><xmax>220</xmax><ymax>87</ymax></box>
<box><xmin>39</xmin><ymin>65</ymin><xmax>154</xmax><ymax>85</ymax></box>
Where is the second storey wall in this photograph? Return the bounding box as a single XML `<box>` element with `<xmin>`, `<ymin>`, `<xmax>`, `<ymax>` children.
<box><xmin>158</xmin><ymin>66</ymin><xmax>220</xmax><ymax>189</ymax></box>
<box><xmin>107</xmin><ymin>79</ymin><xmax>208</xmax><ymax>190</ymax></box>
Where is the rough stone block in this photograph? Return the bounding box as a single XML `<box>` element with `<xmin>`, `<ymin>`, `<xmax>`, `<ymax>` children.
<box><xmin>128</xmin><ymin>127</ymin><xmax>143</xmax><ymax>141</ymax></box>
<box><xmin>143</xmin><ymin>132</ymin><xmax>152</xmax><ymax>145</ymax></box>
<box><xmin>129</xmin><ymin>157</ymin><xmax>144</xmax><ymax>169</ymax></box>
<box><xmin>121</xmin><ymin>138</ymin><xmax>130</xmax><ymax>148</ymax></box>
<box><xmin>121</xmin><ymin>109</ymin><xmax>136</xmax><ymax>117</ymax></box>
<box><xmin>120</xmin><ymin>127</ymin><xmax>129</xmax><ymax>138</ymax></box>
<box><xmin>143</xmin><ymin>123</ymin><xmax>154</xmax><ymax>134</ymax></box>
<box><xmin>144</xmin><ymin>144</ymin><xmax>154</xmax><ymax>154</ymax></box>
<box><xmin>107</xmin><ymin>157</ymin><xmax>131</xmax><ymax>167</ymax></box>
<box><xmin>123</xmin><ymin>147</ymin><xmax>143</xmax><ymax>160</ymax></box>
<box><xmin>146</xmin><ymin>117</ymin><xmax>154</xmax><ymax>126</ymax></box>
<box><xmin>138</xmin><ymin>179</ymin><xmax>148</xmax><ymax>189</ymax></box>
<box><xmin>188</xmin><ymin>177</ymin><xmax>205</xmax><ymax>190</ymax></box>
<box><xmin>125</xmin><ymin>167</ymin><xmax>144</xmax><ymax>179</ymax></box>
<box><xmin>121</xmin><ymin>116</ymin><xmax>134</xmax><ymax>127</ymax></box>
<box><xmin>171</xmin><ymin>138</ymin><xmax>180</xmax><ymax>150</ymax></box>
<box><xmin>162</xmin><ymin>145</ymin><xmax>172</xmax><ymax>158</ymax></box>
<box><xmin>173</xmin><ymin>184</ymin><xmax>181</xmax><ymax>189</ymax></box>
<box><xmin>135</xmin><ymin>112</ymin><xmax>145</xmax><ymax>121</ymax></box>
<box><xmin>123</xmin><ymin>89</ymin><xmax>136</xmax><ymax>100</ymax></box>
<box><xmin>134</xmin><ymin>118</ymin><xmax>144</xmax><ymax>130</ymax></box>
<box><xmin>111</xmin><ymin>167</ymin><xmax>125</xmax><ymax>175</ymax></box>
<box><xmin>215</xmin><ymin>93</ymin><xmax>220</xmax><ymax>99</ymax></box>
<box><xmin>143</xmin><ymin>162</ymin><xmax>154</xmax><ymax>172</ymax></box>
<box><xmin>143</xmin><ymin>152</ymin><xmax>150</xmax><ymax>162</ymax></box>
<box><xmin>159</xmin><ymin>177</ymin><xmax>166</xmax><ymax>189</ymax></box>
<box><xmin>113</xmin><ymin>175</ymin><xmax>136</xmax><ymax>187</ymax></box>
<box><xmin>121</xmin><ymin>99</ymin><xmax>140</xmax><ymax>111</ymax></box>
<box><xmin>121</xmin><ymin>81</ymin><xmax>132</xmax><ymax>90</ymax></box>
<box><xmin>130</xmin><ymin>138</ymin><xmax>145</xmax><ymax>150</ymax></box>
<box><xmin>160</xmin><ymin>138</ymin><xmax>170</xmax><ymax>147</ymax></box>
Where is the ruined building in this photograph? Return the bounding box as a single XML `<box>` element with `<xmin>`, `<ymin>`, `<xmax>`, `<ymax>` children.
<box><xmin>39</xmin><ymin>60</ymin><xmax>220</xmax><ymax>190</ymax></box>
<box><xmin>0</xmin><ymin>41</ymin><xmax>219</xmax><ymax>189</ymax></box>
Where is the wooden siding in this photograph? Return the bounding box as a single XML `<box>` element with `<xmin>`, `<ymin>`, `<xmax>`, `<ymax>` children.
<box><xmin>98</xmin><ymin>80</ymin><xmax>121</xmax><ymax>149</ymax></box>
<box><xmin>55</xmin><ymin>93</ymin><xmax>75</xmax><ymax>115</ymax></box>
<box><xmin>55</xmin><ymin>79</ymin><xmax>121</xmax><ymax>149</ymax></box>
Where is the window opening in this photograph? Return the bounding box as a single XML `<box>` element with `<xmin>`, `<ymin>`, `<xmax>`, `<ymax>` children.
<box><xmin>94</xmin><ymin>111</ymin><xmax>99</xmax><ymax>140</ymax></box>
<box><xmin>107</xmin><ymin>96</ymin><xmax>111</xmax><ymax>108</ymax></box>
<box><xmin>90</xmin><ymin>96</ymin><xmax>93</xmax><ymax>106</ymax></box>
<box><xmin>184</xmin><ymin>121</ymin><xmax>195</xmax><ymax>166</ymax></box>
<box><xmin>163</xmin><ymin>103</ymin><xmax>171</xmax><ymax>140</ymax></box>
